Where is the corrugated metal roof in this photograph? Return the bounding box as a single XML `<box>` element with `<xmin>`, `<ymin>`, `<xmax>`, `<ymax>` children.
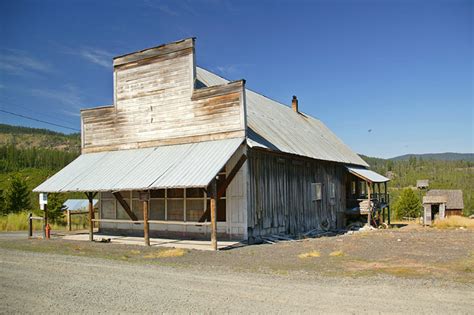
<box><xmin>34</xmin><ymin>138</ymin><xmax>244</xmax><ymax>193</ymax></box>
<box><xmin>63</xmin><ymin>199</ymin><xmax>98</xmax><ymax>212</ymax></box>
<box><xmin>426</xmin><ymin>190</ymin><xmax>464</xmax><ymax>209</ymax></box>
<box><xmin>346</xmin><ymin>167</ymin><xmax>390</xmax><ymax>183</ymax></box>
<box><xmin>196</xmin><ymin>67</ymin><xmax>368</xmax><ymax>167</ymax></box>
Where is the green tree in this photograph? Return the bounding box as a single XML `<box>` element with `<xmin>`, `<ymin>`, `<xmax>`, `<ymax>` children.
<box><xmin>45</xmin><ymin>193</ymin><xmax>66</xmax><ymax>223</ymax></box>
<box><xmin>4</xmin><ymin>175</ymin><xmax>31</xmax><ymax>213</ymax></box>
<box><xmin>0</xmin><ymin>189</ymin><xmax>5</xmax><ymax>215</ymax></box>
<box><xmin>394</xmin><ymin>188</ymin><xmax>422</xmax><ymax>219</ymax></box>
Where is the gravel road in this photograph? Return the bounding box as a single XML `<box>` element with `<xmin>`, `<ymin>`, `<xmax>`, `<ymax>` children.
<box><xmin>1</xmin><ymin>248</ymin><xmax>473</xmax><ymax>314</ymax></box>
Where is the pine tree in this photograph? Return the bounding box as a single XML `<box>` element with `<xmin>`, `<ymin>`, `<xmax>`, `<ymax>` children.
<box><xmin>394</xmin><ymin>188</ymin><xmax>421</xmax><ymax>219</ymax></box>
<box><xmin>46</xmin><ymin>193</ymin><xmax>66</xmax><ymax>223</ymax></box>
<box><xmin>4</xmin><ymin>175</ymin><xmax>31</xmax><ymax>214</ymax></box>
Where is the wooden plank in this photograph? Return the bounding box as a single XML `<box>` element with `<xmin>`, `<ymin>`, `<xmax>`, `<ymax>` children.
<box><xmin>82</xmin><ymin>131</ymin><xmax>245</xmax><ymax>154</ymax></box>
<box><xmin>92</xmin><ymin>219</ymin><xmax>144</xmax><ymax>223</ymax></box>
<box><xmin>91</xmin><ymin>219</ymin><xmax>211</xmax><ymax>225</ymax></box>
<box><xmin>113</xmin><ymin>38</ymin><xmax>194</xmax><ymax>67</ymax></box>
<box><xmin>191</xmin><ymin>80</ymin><xmax>244</xmax><ymax>101</ymax></box>
<box><xmin>112</xmin><ymin>192</ymin><xmax>138</xmax><ymax>221</ymax></box>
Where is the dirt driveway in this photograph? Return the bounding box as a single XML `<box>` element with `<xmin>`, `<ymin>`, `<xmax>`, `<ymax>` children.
<box><xmin>1</xmin><ymin>227</ymin><xmax>473</xmax><ymax>313</ymax></box>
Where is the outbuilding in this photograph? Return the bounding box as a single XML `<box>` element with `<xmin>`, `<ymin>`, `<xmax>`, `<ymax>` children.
<box><xmin>34</xmin><ymin>38</ymin><xmax>389</xmax><ymax>249</ymax></box>
<box><xmin>423</xmin><ymin>189</ymin><xmax>464</xmax><ymax>225</ymax></box>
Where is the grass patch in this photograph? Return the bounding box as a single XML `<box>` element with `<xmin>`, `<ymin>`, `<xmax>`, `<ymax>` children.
<box><xmin>0</xmin><ymin>211</ymin><xmax>89</xmax><ymax>232</ymax></box>
<box><xmin>298</xmin><ymin>250</ymin><xmax>321</xmax><ymax>259</ymax></box>
<box><xmin>329</xmin><ymin>250</ymin><xmax>345</xmax><ymax>257</ymax></box>
<box><xmin>433</xmin><ymin>216</ymin><xmax>474</xmax><ymax>229</ymax></box>
<box><xmin>143</xmin><ymin>248</ymin><xmax>187</xmax><ymax>259</ymax></box>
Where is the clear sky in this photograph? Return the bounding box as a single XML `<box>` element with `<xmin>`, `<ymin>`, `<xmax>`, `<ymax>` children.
<box><xmin>0</xmin><ymin>0</ymin><xmax>472</xmax><ymax>158</ymax></box>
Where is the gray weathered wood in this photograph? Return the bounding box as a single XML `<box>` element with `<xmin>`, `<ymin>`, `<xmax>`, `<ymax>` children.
<box><xmin>246</xmin><ymin>148</ymin><xmax>346</xmax><ymax>241</ymax></box>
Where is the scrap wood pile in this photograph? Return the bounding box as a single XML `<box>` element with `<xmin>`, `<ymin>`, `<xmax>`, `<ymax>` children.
<box><xmin>260</xmin><ymin>221</ymin><xmax>384</xmax><ymax>244</ymax></box>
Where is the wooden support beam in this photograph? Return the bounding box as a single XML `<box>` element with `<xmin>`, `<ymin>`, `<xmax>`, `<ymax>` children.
<box><xmin>367</xmin><ymin>182</ymin><xmax>371</xmax><ymax>226</ymax></box>
<box><xmin>67</xmin><ymin>210</ymin><xmax>71</xmax><ymax>231</ymax></box>
<box><xmin>217</xmin><ymin>154</ymin><xmax>247</xmax><ymax>199</ymax></box>
<box><xmin>210</xmin><ymin>179</ymin><xmax>217</xmax><ymax>251</ymax></box>
<box><xmin>198</xmin><ymin>154</ymin><xmax>247</xmax><ymax>222</ymax></box>
<box><xmin>43</xmin><ymin>204</ymin><xmax>48</xmax><ymax>240</ymax></box>
<box><xmin>85</xmin><ymin>192</ymin><xmax>96</xmax><ymax>241</ymax></box>
<box><xmin>140</xmin><ymin>191</ymin><xmax>150</xmax><ymax>246</ymax></box>
<box><xmin>112</xmin><ymin>192</ymin><xmax>138</xmax><ymax>221</ymax></box>
<box><xmin>384</xmin><ymin>182</ymin><xmax>390</xmax><ymax>225</ymax></box>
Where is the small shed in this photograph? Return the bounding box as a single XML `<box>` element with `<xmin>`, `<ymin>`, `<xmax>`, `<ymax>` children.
<box><xmin>423</xmin><ymin>190</ymin><xmax>464</xmax><ymax>225</ymax></box>
<box><xmin>416</xmin><ymin>180</ymin><xmax>429</xmax><ymax>190</ymax></box>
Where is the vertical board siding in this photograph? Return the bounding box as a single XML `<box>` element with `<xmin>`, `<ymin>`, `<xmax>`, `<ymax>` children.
<box><xmin>247</xmin><ymin>148</ymin><xmax>346</xmax><ymax>240</ymax></box>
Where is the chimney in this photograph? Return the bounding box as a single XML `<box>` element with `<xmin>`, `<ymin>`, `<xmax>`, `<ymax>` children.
<box><xmin>291</xmin><ymin>95</ymin><xmax>299</xmax><ymax>113</ymax></box>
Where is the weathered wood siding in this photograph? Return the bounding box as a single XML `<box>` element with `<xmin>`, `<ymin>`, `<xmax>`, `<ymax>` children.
<box><xmin>247</xmin><ymin>148</ymin><xmax>346</xmax><ymax>241</ymax></box>
<box><xmin>81</xmin><ymin>38</ymin><xmax>246</xmax><ymax>153</ymax></box>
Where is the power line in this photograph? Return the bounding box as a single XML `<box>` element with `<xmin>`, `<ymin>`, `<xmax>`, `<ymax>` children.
<box><xmin>0</xmin><ymin>109</ymin><xmax>80</xmax><ymax>132</ymax></box>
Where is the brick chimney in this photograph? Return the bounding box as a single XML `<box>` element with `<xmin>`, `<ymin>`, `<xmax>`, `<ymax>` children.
<box><xmin>291</xmin><ymin>95</ymin><xmax>298</xmax><ymax>113</ymax></box>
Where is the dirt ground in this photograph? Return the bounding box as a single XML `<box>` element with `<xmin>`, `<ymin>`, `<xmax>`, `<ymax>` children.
<box><xmin>1</xmin><ymin>227</ymin><xmax>473</xmax><ymax>313</ymax></box>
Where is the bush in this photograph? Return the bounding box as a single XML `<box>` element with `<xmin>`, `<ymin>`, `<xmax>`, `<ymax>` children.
<box><xmin>394</xmin><ymin>188</ymin><xmax>421</xmax><ymax>219</ymax></box>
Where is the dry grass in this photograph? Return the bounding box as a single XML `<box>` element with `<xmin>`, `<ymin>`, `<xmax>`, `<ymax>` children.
<box><xmin>0</xmin><ymin>212</ymin><xmax>64</xmax><ymax>231</ymax></box>
<box><xmin>143</xmin><ymin>248</ymin><xmax>187</xmax><ymax>259</ymax></box>
<box><xmin>433</xmin><ymin>216</ymin><xmax>474</xmax><ymax>229</ymax></box>
<box><xmin>298</xmin><ymin>250</ymin><xmax>321</xmax><ymax>259</ymax></box>
<box><xmin>329</xmin><ymin>250</ymin><xmax>345</xmax><ymax>257</ymax></box>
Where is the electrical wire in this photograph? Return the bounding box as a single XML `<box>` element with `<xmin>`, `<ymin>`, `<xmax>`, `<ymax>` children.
<box><xmin>0</xmin><ymin>108</ymin><xmax>80</xmax><ymax>132</ymax></box>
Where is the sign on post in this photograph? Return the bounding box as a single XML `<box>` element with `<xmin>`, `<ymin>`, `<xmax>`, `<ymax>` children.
<box><xmin>39</xmin><ymin>193</ymin><xmax>48</xmax><ymax>210</ymax></box>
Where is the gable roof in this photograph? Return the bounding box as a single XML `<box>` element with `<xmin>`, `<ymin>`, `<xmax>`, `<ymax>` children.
<box><xmin>196</xmin><ymin>67</ymin><xmax>368</xmax><ymax>167</ymax></box>
<box><xmin>426</xmin><ymin>190</ymin><xmax>464</xmax><ymax>210</ymax></box>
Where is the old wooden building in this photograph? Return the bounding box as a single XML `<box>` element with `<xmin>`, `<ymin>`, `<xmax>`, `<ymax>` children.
<box><xmin>34</xmin><ymin>38</ymin><xmax>389</xmax><ymax>249</ymax></box>
<box><xmin>423</xmin><ymin>189</ymin><xmax>464</xmax><ymax>225</ymax></box>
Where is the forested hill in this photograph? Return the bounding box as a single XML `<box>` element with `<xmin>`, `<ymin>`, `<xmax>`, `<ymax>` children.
<box><xmin>0</xmin><ymin>124</ymin><xmax>80</xmax><ymax>152</ymax></box>
<box><xmin>0</xmin><ymin>124</ymin><xmax>81</xmax><ymax>210</ymax></box>
<box><xmin>361</xmin><ymin>154</ymin><xmax>473</xmax><ymax>216</ymax></box>
<box><xmin>390</xmin><ymin>153</ymin><xmax>474</xmax><ymax>162</ymax></box>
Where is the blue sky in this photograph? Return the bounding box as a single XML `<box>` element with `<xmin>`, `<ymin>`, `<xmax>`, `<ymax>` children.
<box><xmin>0</xmin><ymin>0</ymin><xmax>472</xmax><ymax>158</ymax></box>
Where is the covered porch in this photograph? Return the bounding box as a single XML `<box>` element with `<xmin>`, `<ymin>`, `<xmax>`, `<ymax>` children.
<box><xmin>34</xmin><ymin>138</ymin><xmax>247</xmax><ymax>250</ymax></box>
<box><xmin>345</xmin><ymin>166</ymin><xmax>391</xmax><ymax>226</ymax></box>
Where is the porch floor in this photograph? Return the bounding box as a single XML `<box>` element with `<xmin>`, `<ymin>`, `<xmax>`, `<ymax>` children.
<box><xmin>61</xmin><ymin>233</ymin><xmax>242</xmax><ymax>251</ymax></box>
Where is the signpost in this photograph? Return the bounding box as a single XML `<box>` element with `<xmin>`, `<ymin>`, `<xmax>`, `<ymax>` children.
<box><xmin>39</xmin><ymin>193</ymin><xmax>48</xmax><ymax>239</ymax></box>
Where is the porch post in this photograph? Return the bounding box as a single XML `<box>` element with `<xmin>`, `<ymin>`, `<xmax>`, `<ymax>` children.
<box><xmin>142</xmin><ymin>191</ymin><xmax>150</xmax><ymax>246</ymax></box>
<box><xmin>86</xmin><ymin>192</ymin><xmax>95</xmax><ymax>242</ymax></box>
<box><xmin>384</xmin><ymin>182</ymin><xmax>390</xmax><ymax>225</ymax></box>
<box><xmin>43</xmin><ymin>205</ymin><xmax>48</xmax><ymax>239</ymax></box>
<box><xmin>67</xmin><ymin>209</ymin><xmax>71</xmax><ymax>231</ymax></box>
<box><xmin>211</xmin><ymin>178</ymin><xmax>218</xmax><ymax>251</ymax></box>
<box><xmin>367</xmin><ymin>182</ymin><xmax>371</xmax><ymax>226</ymax></box>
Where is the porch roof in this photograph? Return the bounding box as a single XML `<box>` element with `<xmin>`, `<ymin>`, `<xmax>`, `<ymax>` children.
<box><xmin>33</xmin><ymin>138</ymin><xmax>244</xmax><ymax>193</ymax></box>
<box><xmin>346</xmin><ymin>166</ymin><xmax>390</xmax><ymax>183</ymax></box>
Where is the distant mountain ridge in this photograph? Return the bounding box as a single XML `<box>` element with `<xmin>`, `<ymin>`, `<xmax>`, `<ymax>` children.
<box><xmin>0</xmin><ymin>124</ymin><xmax>80</xmax><ymax>152</ymax></box>
<box><xmin>389</xmin><ymin>153</ymin><xmax>474</xmax><ymax>162</ymax></box>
